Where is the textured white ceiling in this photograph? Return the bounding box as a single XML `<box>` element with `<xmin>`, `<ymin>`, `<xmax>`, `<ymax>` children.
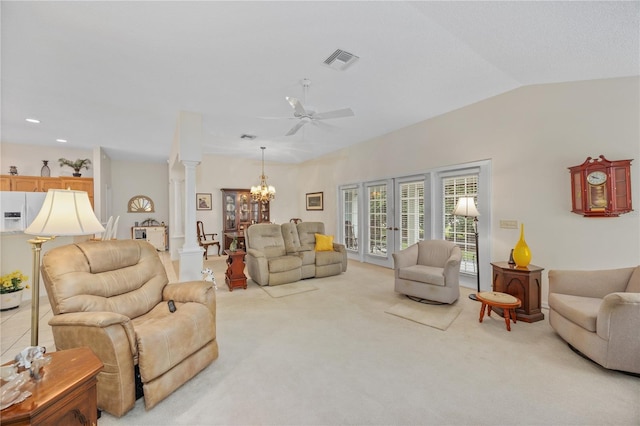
<box><xmin>2</xmin><ymin>1</ymin><xmax>638</xmax><ymax>163</ymax></box>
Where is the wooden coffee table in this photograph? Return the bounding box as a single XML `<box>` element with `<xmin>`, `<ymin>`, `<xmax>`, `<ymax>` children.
<box><xmin>476</xmin><ymin>291</ymin><xmax>522</xmax><ymax>331</ymax></box>
<box><xmin>1</xmin><ymin>346</ymin><xmax>103</xmax><ymax>425</ymax></box>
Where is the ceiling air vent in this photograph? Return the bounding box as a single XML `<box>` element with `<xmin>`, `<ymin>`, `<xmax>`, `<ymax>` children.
<box><xmin>240</xmin><ymin>134</ymin><xmax>256</xmax><ymax>140</ymax></box>
<box><xmin>323</xmin><ymin>49</ymin><xmax>359</xmax><ymax>71</ymax></box>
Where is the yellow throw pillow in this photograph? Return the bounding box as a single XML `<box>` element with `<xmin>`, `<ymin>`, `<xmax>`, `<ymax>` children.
<box><xmin>315</xmin><ymin>233</ymin><xmax>334</xmax><ymax>251</ymax></box>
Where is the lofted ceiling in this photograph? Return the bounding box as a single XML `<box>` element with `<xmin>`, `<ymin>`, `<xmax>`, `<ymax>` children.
<box><xmin>1</xmin><ymin>1</ymin><xmax>638</xmax><ymax>164</ymax></box>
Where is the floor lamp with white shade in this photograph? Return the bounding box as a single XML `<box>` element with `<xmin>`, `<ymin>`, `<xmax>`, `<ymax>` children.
<box><xmin>452</xmin><ymin>197</ymin><xmax>481</xmax><ymax>301</ymax></box>
<box><xmin>23</xmin><ymin>189</ymin><xmax>105</xmax><ymax>346</ymax></box>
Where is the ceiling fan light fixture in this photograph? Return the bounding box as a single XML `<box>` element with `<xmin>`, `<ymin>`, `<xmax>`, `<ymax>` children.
<box><xmin>250</xmin><ymin>146</ymin><xmax>276</xmax><ymax>203</ymax></box>
<box><xmin>323</xmin><ymin>49</ymin><xmax>359</xmax><ymax>71</ymax></box>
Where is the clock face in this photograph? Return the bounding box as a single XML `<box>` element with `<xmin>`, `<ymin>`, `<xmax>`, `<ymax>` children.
<box><xmin>587</xmin><ymin>171</ymin><xmax>607</xmax><ymax>185</ymax></box>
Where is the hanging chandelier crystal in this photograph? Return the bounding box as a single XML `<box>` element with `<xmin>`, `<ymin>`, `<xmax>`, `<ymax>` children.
<box><xmin>250</xmin><ymin>146</ymin><xmax>276</xmax><ymax>203</ymax></box>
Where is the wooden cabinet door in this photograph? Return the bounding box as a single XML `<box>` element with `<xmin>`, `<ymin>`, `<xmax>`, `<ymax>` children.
<box><xmin>60</xmin><ymin>177</ymin><xmax>94</xmax><ymax>206</ymax></box>
<box><xmin>40</xmin><ymin>177</ymin><xmax>64</xmax><ymax>192</ymax></box>
<box><xmin>0</xmin><ymin>176</ymin><xmax>11</xmax><ymax>191</ymax></box>
<box><xmin>11</xmin><ymin>176</ymin><xmax>41</xmax><ymax>192</ymax></box>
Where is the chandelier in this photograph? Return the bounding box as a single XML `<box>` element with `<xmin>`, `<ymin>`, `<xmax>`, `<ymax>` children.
<box><xmin>250</xmin><ymin>146</ymin><xmax>276</xmax><ymax>203</ymax></box>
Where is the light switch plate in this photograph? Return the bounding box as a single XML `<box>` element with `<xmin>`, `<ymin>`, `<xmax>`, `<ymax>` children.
<box><xmin>500</xmin><ymin>220</ymin><xmax>518</xmax><ymax>229</ymax></box>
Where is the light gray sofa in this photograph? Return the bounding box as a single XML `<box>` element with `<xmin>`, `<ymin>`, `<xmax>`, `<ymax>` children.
<box><xmin>548</xmin><ymin>266</ymin><xmax>640</xmax><ymax>374</ymax></box>
<box><xmin>246</xmin><ymin>222</ymin><xmax>347</xmax><ymax>286</ymax></box>
<box><xmin>392</xmin><ymin>240</ymin><xmax>461</xmax><ymax>304</ymax></box>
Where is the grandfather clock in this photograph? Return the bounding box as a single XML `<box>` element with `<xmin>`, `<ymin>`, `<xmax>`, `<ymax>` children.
<box><xmin>569</xmin><ymin>155</ymin><xmax>633</xmax><ymax>217</ymax></box>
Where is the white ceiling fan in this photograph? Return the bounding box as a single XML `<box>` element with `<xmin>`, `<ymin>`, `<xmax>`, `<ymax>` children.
<box><xmin>283</xmin><ymin>78</ymin><xmax>354</xmax><ymax>136</ymax></box>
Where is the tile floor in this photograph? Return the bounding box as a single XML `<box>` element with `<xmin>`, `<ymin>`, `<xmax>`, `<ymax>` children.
<box><xmin>1</xmin><ymin>296</ymin><xmax>55</xmax><ymax>364</ymax></box>
<box><xmin>0</xmin><ymin>251</ymin><xmax>177</xmax><ymax>364</ymax></box>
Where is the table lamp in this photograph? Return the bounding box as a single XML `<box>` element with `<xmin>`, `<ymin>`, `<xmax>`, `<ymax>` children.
<box><xmin>24</xmin><ymin>189</ymin><xmax>105</xmax><ymax>345</ymax></box>
<box><xmin>452</xmin><ymin>197</ymin><xmax>481</xmax><ymax>301</ymax></box>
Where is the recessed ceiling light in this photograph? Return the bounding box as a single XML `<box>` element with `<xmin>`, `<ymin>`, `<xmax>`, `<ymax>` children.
<box><xmin>25</xmin><ymin>118</ymin><xmax>41</xmax><ymax>124</ymax></box>
<box><xmin>56</xmin><ymin>139</ymin><xmax>68</xmax><ymax>143</ymax></box>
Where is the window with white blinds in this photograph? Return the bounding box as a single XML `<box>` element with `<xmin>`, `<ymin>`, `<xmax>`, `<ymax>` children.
<box><xmin>443</xmin><ymin>174</ymin><xmax>478</xmax><ymax>274</ymax></box>
<box><xmin>399</xmin><ymin>181</ymin><xmax>424</xmax><ymax>250</ymax></box>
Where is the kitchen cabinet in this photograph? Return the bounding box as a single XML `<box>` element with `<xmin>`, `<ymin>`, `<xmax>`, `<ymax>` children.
<box><xmin>0</xmin><ymin>175</ymin><xmax>94</xmax><ymax>206</ymax></box>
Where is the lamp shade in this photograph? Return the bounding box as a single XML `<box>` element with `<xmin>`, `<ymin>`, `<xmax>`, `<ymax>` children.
<box><xmin>24</xmin><ymin>189</ymin><xmax>105</xmax><ymax>236</ymax></box>
<box><xmin>452</xmin><ymin>197</ymin><xmax>480</xmax><ymax>217</ymax></box>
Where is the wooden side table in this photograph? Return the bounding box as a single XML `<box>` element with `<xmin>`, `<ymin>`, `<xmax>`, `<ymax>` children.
<box><xmin>225</xmin><ymin>249</ymin><xmax>247</xmax><ymax>291</ymax></box>
<box><xmin>490</xmin><ymin>261</ymin><xmax>544</xmax><ymax>323</ymax></box>
<box><xmin>1</xmin><ymin>347</ymin><xmax>103</xmax><ymax>426</ymax></box>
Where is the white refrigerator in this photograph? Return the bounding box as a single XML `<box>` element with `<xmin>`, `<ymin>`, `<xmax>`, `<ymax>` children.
<box><xmin>0</xmin><ymin>192</ymin><xmax>47</xmax><ymax>232</ymax></box>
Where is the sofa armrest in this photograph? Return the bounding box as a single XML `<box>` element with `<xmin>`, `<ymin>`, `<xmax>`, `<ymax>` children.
<box><xmin>48</xmin><ymin>311</ymin><xmax>137</xmax><ymax>416</ymax></box>
<box><xmin>163</xmin><ymin>281</ymin><xmax>214</xmax><ymax>304</ymax></box>
<box><xmin>549</xmin><ymin>268</ymin><xmax>633</xmax><ymax>298</ymax></box>
<box><xmin>49</xmin><ymin>311</ymin><xmax>137</xmax><ymax>358</ymax></box>
<box><xmin>247</xmin><ymin>248</ymin><xmax>266</xmax><ymax>258</ymax></box>
<box><xmin>332</xmin><ymin>242</ymin><xmax>346</xmax><ymax>253</ymax></box>
<box><xmin>443</xmin><ymin>248</ymin><xmax>462</xmax><ymax>286</ymax></box>
<box><xmin>163</xmin><ymin>281</ymin><xmax>215</xmax><ymax>315</ymax></box>
<box><xmin>246</xmin><ymin>251</ymin><xmax>269</xmax><ymax>285</ymax></box>
<box><xmin>597</xmin><ymin>292</ymin><xmax>640</xmax><ymax>341</ymax></box>
<box><xmin>392</xmin><ymin>244</ymin><xmax>418</xmax><ymax>270</ymax></box>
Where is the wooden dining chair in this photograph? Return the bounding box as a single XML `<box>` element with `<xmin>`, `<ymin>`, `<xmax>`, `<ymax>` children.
<box><xmin>197</xmin><ymin>221</ymin><xmax>221</xmax><ymax>259</ymax></box>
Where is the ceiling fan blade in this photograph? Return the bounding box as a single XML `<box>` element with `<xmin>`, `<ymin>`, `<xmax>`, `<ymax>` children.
<box><xmin>285</xmin><ymin>120</ymin><xmax>308</xmax><ymax>136</ymax></box>
<box><xmin>313</xmin><ymin>108</ymin><xmax>354</xmax><ymax>120</ymax></box>
<box><xmin>286</xmin><ymin>96</ymin><xmax>309</xmax><ymax>117</ymax></box>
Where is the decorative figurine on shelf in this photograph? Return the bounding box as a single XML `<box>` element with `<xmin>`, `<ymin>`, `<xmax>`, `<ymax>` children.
<box><xmin>14</xmin><ymin>346</ymin><xmax>51</xmax><ymax>381</ymax></box>
<box><xmin>8</xmin><ymin>166</ymin><xmax>18</xmax><ymax>175</ymax></box>
<box><xmin>229</xmin><ymin>238</ymin><xmax>238</xmax><ymax>252</ymax></box>
<box><xmin>40</xmin><ymin>160</ymin><xmax>51</xmax><ymax>177</ymax></box>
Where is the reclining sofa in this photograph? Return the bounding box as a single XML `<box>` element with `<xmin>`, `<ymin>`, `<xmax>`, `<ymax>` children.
<box><xmin>245</xmin><ymin>221</ymin><xmax>347</xmax><ymax>286</ymax></box>
<box><xmin>548</xmin><ymin>265</ymin><xmax>640</xmax><ymax>374</ymax></box>
<box><xmin>41</xmin><ymin>239</ymin><xmax>219</xmax><ymax>416</ymax></box>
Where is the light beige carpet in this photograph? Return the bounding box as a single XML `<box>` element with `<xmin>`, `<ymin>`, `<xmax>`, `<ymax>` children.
<box><xmin>260</xmin><ymin>281</ymin><xmax>318</xmax><ymax>298</ymax></box>
<box><xmin>385</xmin><ymin>298</ymin><xmax>463</xmax><ymax>330</ymax></box>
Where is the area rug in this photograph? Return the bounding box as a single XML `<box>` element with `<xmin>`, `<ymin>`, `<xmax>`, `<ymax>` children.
<box><xmin>385</xmin><ymin>299</ymin><xmax>462</xmax><ymax>331</ymax></box>
<box><xmin>261</xmin><ymin>281</ymin><xmax>318</xmax><ymax>298</ymax></box>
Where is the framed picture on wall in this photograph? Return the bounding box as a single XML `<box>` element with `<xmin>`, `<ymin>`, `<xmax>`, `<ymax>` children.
<box><xmin>306</xmin><ymin>192</ymin><xmax>323</xmax><ymax>211</ymax></box>
<box><xmin>197</xmin><ymin>193</ymin><xmax>212</xmax><ymax>210</ymax></box>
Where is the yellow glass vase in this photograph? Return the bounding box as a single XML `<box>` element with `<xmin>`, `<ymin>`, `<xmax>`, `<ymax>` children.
<box><xmin>513</xmin><ymin>223</ymin><xmax>531</xmax><ymax>268</ymax></box>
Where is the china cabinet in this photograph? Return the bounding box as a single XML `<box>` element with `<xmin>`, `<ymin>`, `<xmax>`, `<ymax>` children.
<box><xmin>220</xmin><ymin>188</ymin><xmax>270</xmax><ymax>250</ymax></box>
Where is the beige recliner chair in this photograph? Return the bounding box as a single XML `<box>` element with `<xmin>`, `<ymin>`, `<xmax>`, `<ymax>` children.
<box><xmin>392</xmin><ymin>240</ymin><xmax>462</xmax><ymax>304</ymax></box>
<box><xmin>41</xmin><ymin>240</ymin><xmax>219</xmax><ymax>417</ymax></box>
<box><xmin>548</xmin><ymin>266</ymin><xmax>640</xmax><ymax>374</ymax></box>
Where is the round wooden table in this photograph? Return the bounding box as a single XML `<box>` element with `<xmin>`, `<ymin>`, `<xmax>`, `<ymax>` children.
<box><xmin>476</xmin><ymin>291</ymin><xmax>522</xmax><ymax>331</ymax></box>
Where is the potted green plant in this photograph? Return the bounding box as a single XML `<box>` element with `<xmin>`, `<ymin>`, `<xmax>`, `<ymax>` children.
<box><xmin>58</xmin><ymin>158</ymin><xmax>91</xmax><ymax>177</ymax></box>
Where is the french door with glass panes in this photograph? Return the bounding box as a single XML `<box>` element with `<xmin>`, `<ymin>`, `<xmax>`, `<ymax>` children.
<box><xmin>364</xmin><ymin>180</ymin><xmax>394</xmax><ymax>267</ymax></box>
<box><xmin>342</xmin><ymin>176</ymin><xmax>426</xmax><ymax>268</ymax></box>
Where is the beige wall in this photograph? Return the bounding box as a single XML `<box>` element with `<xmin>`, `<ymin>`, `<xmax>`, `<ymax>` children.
<box><xmin>110</xmin><ymin>161</ymin><xmax>170</xmax><ymax>240</ymax></box>
<box><xmin>293</xmin><ymin>76</ymin><xmax>640</xmax><ymax>304</ymax></box>
<box><xmin>0</xmin><ymin>144</ymin><xmax>95</xmax><ymax>178</ymax></box>
<box><xmin>2</xmin><ymin>76</ymin><xmax>638</xmax><ymax>304</ymax></box>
